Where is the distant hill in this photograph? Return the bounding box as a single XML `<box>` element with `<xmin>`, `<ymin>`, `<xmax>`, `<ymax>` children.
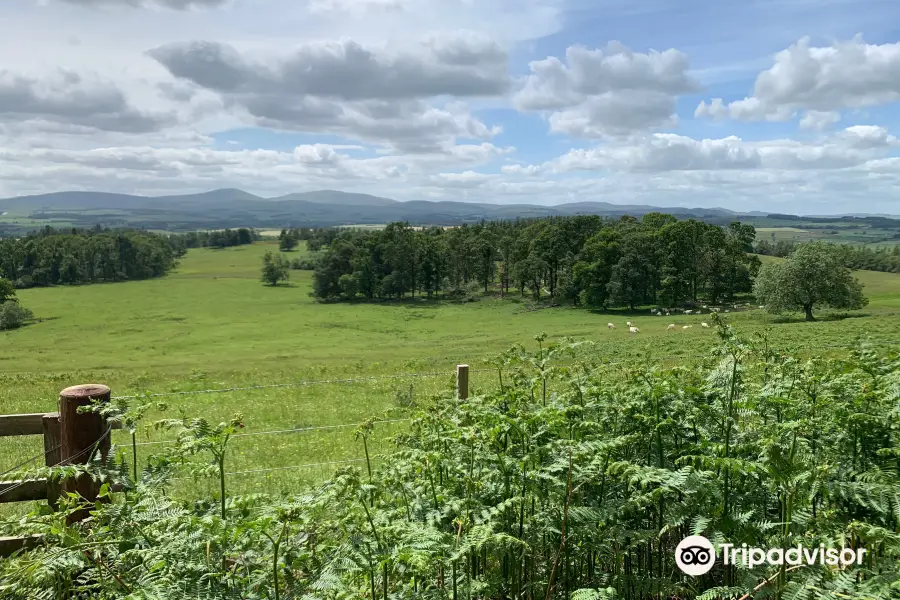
<box><xmin>0</xmin><ymin>188</ymin><xmax>897</xmax><ymax>235</ymax></box>
<box><xmin>269</xmin><ymin>191</ymin><xmax>398</xmax><ymax>206</ymax></box>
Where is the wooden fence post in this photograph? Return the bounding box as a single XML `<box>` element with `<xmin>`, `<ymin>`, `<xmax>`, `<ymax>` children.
<box><xmin>42</xmin><ymin>413</ymin><xmax>61</xmax><ymax>510</ymax></box>
<box><xmin>456</xmin><ymin>365</ymin><xmax>469</xmax><ymax>400</ymax></box>
<box><xmin>59</xmin><ymin>384</ymin><xmax>111</xmax><ymax>524</ymax></box>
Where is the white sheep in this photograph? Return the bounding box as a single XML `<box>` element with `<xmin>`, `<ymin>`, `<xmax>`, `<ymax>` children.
<box><xmin>667</xmin><ymin>324</ymin><xmax>675</xmax><ymax>331</ymax></box>
<box><xmin>685</xmin><ymin>310</ymin><xmax>693</xmax><ymax>315</ymax></box>
<box><xmin>701</xmin><ymin>322</ymin><xmax>710</xmax><ymax>328</ymax></box>
<box><xmin>626</xmin><ymin>321</ymin><xmax>633</xmax><ymax>327</ymax></box>
<box><xmin>758</xmin><ymin>305</ymin><xmax>765</xmax><ymax>309</ymax></box>
<box><xmin>607</xmin><ymin>322</ymin><xmax>615</xmax><ymax>329</ymax></box>
<box><xmin>682</xmin><ymin>325</ymin><xmax>692</xmax><ymax>330</ymax></box>
<box><xmin>629</xmin><ymin>326</ymin><xmax>640</xmax><ymax>334</ymax></box>
<box><xmin>725</xmin><ymin>309</ymin><xmax>730</xmax><ymax>313</ymax></box>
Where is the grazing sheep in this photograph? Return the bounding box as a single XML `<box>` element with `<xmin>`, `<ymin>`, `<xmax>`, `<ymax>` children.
<box><xmin>759</xmin><ymin>305</ymin><xmax>765</xmax><ymax>309</ymax></box>
<box><xmin>725</xmin><ymin>309</ymin><xmax>730</xmax><ymax>313</ymax></box>
<box><xmin>682</xmin><ymin>325</ymin><xmax>692</xmax><ymax>330</ymax></box>
<box><xmin>701</xmin><ymin>322</ymin><xmax>710</xmax><ymax>328</ymax></box>
<box><xmin>667</xmin><ymin>324</ymin><xmax>675</xmax><ymax>331</ymax></box>
<box><xmin>626</xmin><ymin>321</ymin><xmax>633</xmax><ymax>327</ymax></box>
<box><xmin>685</xmin><ymin>310</ymin><xmax>693</xmax><ymax>315</ymax></box>
<box><xmin>629</xmin><ymin>326</ymin><xmax>640</xmax><ymax>334</ymax></box>
<box><xmin>607</xmin><ymin>323</ymin><xmax>615</xmax><ymax>329</ymax></box>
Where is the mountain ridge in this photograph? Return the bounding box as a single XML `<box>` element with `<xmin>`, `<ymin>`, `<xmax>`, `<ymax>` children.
<box><xmin>1</xmin><ymin>189</ymin><xmax>897</xmax><ymax>233</ymax></box>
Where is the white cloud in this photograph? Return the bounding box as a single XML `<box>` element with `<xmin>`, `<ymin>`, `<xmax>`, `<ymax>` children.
<box><xmin>514</xmin><ymin>42</ymin><xmax>698</xmax><ymax>138</ymax></box>
<box><xmin>48</xmin><ymin>0</ymin><xmax>227</xmax><ymax>8</ymax></box>
<box><xmin>522</xmin><ymin>126</ymin><xmax>900</xmax><ymax>173</ymax></box>
<box><xmin>696</xmin><ymin>36</ymin><xmax>900</xmax><ymax>123</ymax></box>
<box><xmin>0</xmin><ymin>141</ymin><xmax>514</xmax><ymax>198</ymax></box>
<box><xmin>799</xmin><ymin>110</ymin><xmax>840</xmax><ymax>131</ymax></box>
<box><xmin>307</xmin><ymin>0</ymin><xmax>409</xmax><ymax>16</ymax></box>
<box><xmin>146</xmin><ymin>35</ymin><xmax>508</xmax><ymax>150</ymax></box>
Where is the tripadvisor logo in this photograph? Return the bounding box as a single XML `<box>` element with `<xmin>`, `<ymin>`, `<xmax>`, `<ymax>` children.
<box><xmin>675</xmin><ymin>536</ymin><xmax>867</xmax><ymax>576</ymax></box>
<box><xmin>675</xmin><ymin>536</ymin><xmax>716</xmax><ymax>576</ymax></box>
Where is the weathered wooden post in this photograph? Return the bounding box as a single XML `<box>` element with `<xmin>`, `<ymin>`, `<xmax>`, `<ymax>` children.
<box><xmin>42</xmin><ymin>413</ymin><xmax>61</xmax><ymax>510</ymax></box>
<box><xmin>58</xmin><ymin>384</ymin><xmax>111</xmax><ymax>523</ymax></box>
<box><xmin>456</xmin><ymin>364</ymin><xmax>469</xmax><ymax>400</ymax></box>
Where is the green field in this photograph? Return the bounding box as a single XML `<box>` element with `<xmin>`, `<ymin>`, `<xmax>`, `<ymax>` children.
<box><xmin>3</xmin><ymin>242</ymin><xmax>899</xmax><ymax>507</ymax></box>
<box><xmin>753</xmin><ymin>223</ymin><xmax>900</xmax><ymax>245</ymax></box>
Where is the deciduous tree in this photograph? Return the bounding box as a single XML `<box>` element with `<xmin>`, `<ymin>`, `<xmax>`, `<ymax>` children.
<box><xmin>754</xmin><ymin>242</ymin><xmax>867</xmax><ymax>321</ymax></box>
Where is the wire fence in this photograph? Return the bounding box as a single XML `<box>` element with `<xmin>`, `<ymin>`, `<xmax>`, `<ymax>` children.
<box><xmin>132</xmin><ymin>418</ymin><xmax>412</xmax><ymax>447</ymax></box>
<box><xmin>111</xmin><ymin>369</ymin><xmax>487</xmax><ymax>401</ymax></box>
<box><xmin>109</xmin><ymin>339</ymin><xmax>898</xmax><ymax>403</ymax></box>
<box><xmin>0</xmin><ymin>426</ymin><xmax>111</xmax><ymax>502</ymax></box>
<box><xmin>5</xmin><ymin>338</ymin><xmax>896</xmax><ymax>493</ymax></box>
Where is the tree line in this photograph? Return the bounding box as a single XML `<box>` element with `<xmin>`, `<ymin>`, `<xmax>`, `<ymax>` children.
<box><xmin>311</xmin><ymin>215</ymin><xmax>761</xmax><ymax>308</ymax></box>
<box><xmin>170</xmin><ymin>228</ymin><xmax>259</xmax><ymax>252</ymax></box>
<box><xmin>755</xmin><ymin>238</ymin><xmax>900</xmax><ymax>273</ymax></box>
<box><xmin>0</xmin><ymin>226</ymin><xmax>181</xmax><ymax>288</ymax></box>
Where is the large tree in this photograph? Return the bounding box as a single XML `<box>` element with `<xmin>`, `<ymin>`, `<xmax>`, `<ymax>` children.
<box><xmin>754</xmin><ymin>242</ymin><xmax>868</xmax><ymax>321</ymax></box>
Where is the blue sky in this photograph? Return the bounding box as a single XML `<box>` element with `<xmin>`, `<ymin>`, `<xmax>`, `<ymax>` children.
<box><xmin>2</xmin><ymin>0</ymin><xmax>900</xmax><ymax>214</ymax></box>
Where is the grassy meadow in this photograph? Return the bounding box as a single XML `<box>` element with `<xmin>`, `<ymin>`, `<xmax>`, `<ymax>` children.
<box><xmin>2</xmin><ymin>241</ymin><xmax>899</xmax><ymax>508</ymax></box>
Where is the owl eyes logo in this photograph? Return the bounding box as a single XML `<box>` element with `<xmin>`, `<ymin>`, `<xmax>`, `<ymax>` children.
<box><xmin>675</xmin><ymin>536</ymin><xmax>716</xmax><ymax>576</ymax></box>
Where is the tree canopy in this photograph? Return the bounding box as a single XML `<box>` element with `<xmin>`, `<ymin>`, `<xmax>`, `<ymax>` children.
<box><xmin>0</xmin><ymin>278</ymin><xmax>15</xmax><ymax>303</ymax></box>
<box><xmin>261</xmin><ymin>251</ymin><xmax>290</xmax><ymax>286</ymax></box>
<box><xmin>753</xmin><ymin>241</ymin><xmax>868</xmax><ymax>320</ymax></box>
<box><xmin>311</xmin><ymin>215</ymin><xmax>761</xmax><ymax>306</ymax></box>
<box><xmin>0</xmin><ymin>226</ymin><xmax>181</xmax><ymax>288</ymax></box>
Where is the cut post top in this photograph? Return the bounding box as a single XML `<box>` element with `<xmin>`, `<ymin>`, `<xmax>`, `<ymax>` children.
<box><xmin>60</xmin><ymin>384</ymin><xmax>111</xmax><ymax>399</ymax></box>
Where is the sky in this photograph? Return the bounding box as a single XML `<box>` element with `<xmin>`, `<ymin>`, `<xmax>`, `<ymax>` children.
<box><xmin>2</xmin><ymin>0</ymin><xmax>900</xmax><ymax>214</ymax></box>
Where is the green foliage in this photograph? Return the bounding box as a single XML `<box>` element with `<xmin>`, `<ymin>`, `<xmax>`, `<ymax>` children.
<box><xmin>170</xmin><ymin>227</ymin><xmax>259</xmax><ymax>251</ymax></box>
<box><xmin>756</xmin><ymin>239</ymin><xmax>900</xmax><ymax>273</ymax></box>
<box><xmin>310</xmin><ymin>216</ymin><xmax>760</xmax><ymax>307</ymax></box>
<box><xmin>2</xmin><ymin>333</ymin><xmax>898</xmax><ymax>599</ymax></box>
<box><xmin>755</xmin><ymin>241</ymin><xmax>869</xmax><ymax>321</ymax></box>
<box><xmin>0</xmin><ymin>300</ymin><xmax>33</xmax><ymax>330</ymax></box>
<box><xmin>290</xmin><ymin>255</ymin><xmax>319</xmax><ymax>270</ymax></box>
<box><xmin>260</xmin><ymin>251</ymin><xmax>290</xmax><ymax>286</ymax></box>
<box><xmin>0</xmin><ymin>277</ymin><xmax>15</xmax><ymax>303</ymax></box>
<box><xmin>0</xmin><ymin>226</ymin><xmax>179</xmax><ymax>287</ymax></box>
<box><xmin>278</xmin><ymin>228</ymin><xmax>300</xmax><ymax>252</ymax></box>
<box><xmin>156</xmin><ymin>411</ymin><xmax>245</xmax><ymax>520</ymax></box>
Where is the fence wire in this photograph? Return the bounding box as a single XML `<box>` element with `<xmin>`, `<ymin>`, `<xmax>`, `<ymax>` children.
<box><xmin>6</xmin><ymin>338</ymin><xmax>895</xmax><ymax>481</ymax></box>
<box><xmin>132</xmin><ymin>418</ymin><xmax>411</xmax><ymax>447</ymax></box>
<box><xmin>0</xmin><ymin>426</ymin><xmax>111</xmax><ymax>501</ymax></box>
<box><xmin>110</xmin><ymin>369</ymin><xmax>475</xmax><ymax>401</ymax></box>
<box><xmin>170</xmin><ymin>457</ymin><xmax>377</xmax><ymax>481</ymax></box>
<box><xmin>108</xmin><ymin>339</ymin><xmax>898</xmax><ymax>402</ymax></box>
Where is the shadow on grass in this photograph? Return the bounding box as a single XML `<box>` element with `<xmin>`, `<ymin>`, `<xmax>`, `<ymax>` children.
<box><xmin>310</xmin><ymin>292</ymin><xmax>514</xmax><ymax>309</ymax></box>
<box><xmin>770</xmin><ymin>312</ymin><xmax>871</xmax><ymax>324</ymax></box>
